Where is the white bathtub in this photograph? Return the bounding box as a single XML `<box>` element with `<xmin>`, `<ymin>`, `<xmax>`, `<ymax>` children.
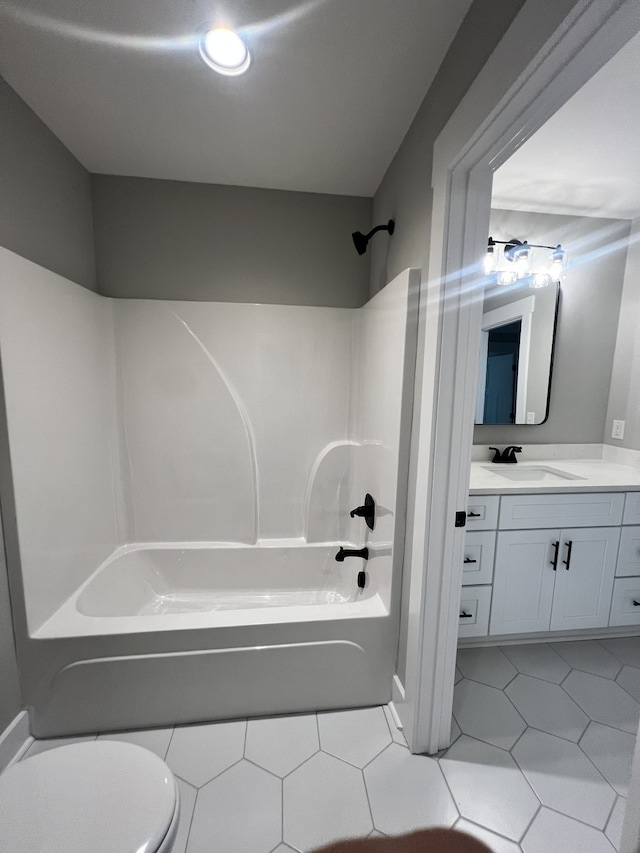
<box><xmin>28</xmin><ymin>542</ymin><xmax>395</xmax><ymax>737</ymax></box>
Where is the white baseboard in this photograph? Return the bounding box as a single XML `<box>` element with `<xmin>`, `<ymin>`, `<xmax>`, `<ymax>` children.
<box><xmin>392</xmin><ymin>674</ymin><xmax>405</xmax><ymax>704</ymax></box>
<box><xmin>387</xmin><ymin>701</ymin><xmax>404</xmax><ymax>731</ymax></box>
<box><xmin>0</xmin><ymin>711</ymin><xmax>31</xmax><ymax>772</ymax></box>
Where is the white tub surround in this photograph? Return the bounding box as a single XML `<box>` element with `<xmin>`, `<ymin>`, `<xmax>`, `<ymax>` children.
<box><xmin>0</xmin><ymin>250</ymin><xmax>417</xmax><ymax>737</ymax></box>
<box><xmin>0</xmin><ymin>248</ymin><xmax>123</xmax><ymax>634</ymax></box>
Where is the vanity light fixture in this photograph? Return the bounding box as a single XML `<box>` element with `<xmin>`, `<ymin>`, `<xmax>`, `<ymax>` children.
<box><xmin>199</xmin><ymin>27</ymin><xmax>251</xmax><ymax>75</ymax></box>
<box><xmin>485</xmin><ymin>238</ymin><xmax>566</xmax><ymax>287</ymax></box>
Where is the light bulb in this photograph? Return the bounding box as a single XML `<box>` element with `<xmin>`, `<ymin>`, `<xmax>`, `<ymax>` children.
<box><xmin>514</xmin><ymin>243</ymin><xmax>532</xmax><ymax>278</ymax></box>
<box><xmin>530</xmin><ymin>273</ymin><xmax>551</xmax><ymax>289</ymax></box>
<box><xmin>200</xmin><ymin>27</ymin><xmax>250</xmax><ymax>75</ymax></box>
<box><xmin>549</xmin><ymin>245</ymin><xmax>566</xmax><ymax>280</ymax></box>
<box><xmin>484</xmin><ymin>244</ymin><xmax>497</xmax><ymax>275</ymax></box>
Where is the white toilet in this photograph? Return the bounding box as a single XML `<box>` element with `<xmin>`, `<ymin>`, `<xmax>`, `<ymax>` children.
<box><xmin>0</xmin><ymin>740</ymin><xmax>179</xmax><ymax>852</ymax></box>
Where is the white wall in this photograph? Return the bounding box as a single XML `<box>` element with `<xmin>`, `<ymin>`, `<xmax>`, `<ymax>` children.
<box><xmin>0</xmin><ymin>248</ymin><xmax>122</xmax><ymax>633</ymax></box>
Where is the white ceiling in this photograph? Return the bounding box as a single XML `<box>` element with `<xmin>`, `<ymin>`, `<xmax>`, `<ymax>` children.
<box><xmin>492</xmin><ymin>29</ymin><xmax>640</xmax><ymax>220</ymax></box>
<box><xmin>0</xmin><ymin>0</ymin><xmax>474</xmax><ymax>197</ymax></box>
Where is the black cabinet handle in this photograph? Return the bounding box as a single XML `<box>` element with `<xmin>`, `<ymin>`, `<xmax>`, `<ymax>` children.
<box><xmin>463</xmin><ymin>557</ymin><xmax>477</xmax><ymax>564</ymax></box>
<box><xmin>633</xmin><ymin>600</ymin><xmax>640</xmax><ymax>607</ymax></box>
<box><xmin>550</xmin><ymin>541</ymin><xmax>559</xmax><ymax>571</ymax></box>
<box><xmin>468</xmin><ymin>511</ymin><xmax>481</xmax><ymax>518</ymax></box>
<box><xmin>562</xmin><ymin>540</ymin><xmax>573</xmax><ymax>571</ymax></box>
<box><xmin>460</xmin><ymin>610</ymin><xmax>473</xmax><ymax>618</ymax></box>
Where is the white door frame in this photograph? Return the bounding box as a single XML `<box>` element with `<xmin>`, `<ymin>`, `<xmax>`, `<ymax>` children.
<box><xmin>476</xmin><ymin>295</ymin><xmax>535</xmax><ymax>424</ymax></box>
<box><xmin>398</xmin><ymin>0</ymin><xmax>640</xmax><ymax>756</ymax></box>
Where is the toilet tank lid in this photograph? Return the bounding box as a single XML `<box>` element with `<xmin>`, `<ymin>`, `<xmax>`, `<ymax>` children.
<box><xmin>0</xmin><ymin>740</ymin><xmax>178</xmax><ymax>853</ymax></box>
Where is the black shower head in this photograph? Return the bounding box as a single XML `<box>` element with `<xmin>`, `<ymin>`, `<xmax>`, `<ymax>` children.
<box><xmin>352</xmin><ymin>231</ymin><xmax>369</xmax><ymax>255</ymax></box>
<box><xmin>352</xmin><ymin>219</ymin><xmax>395</xmax><ymax>255</ymax></box>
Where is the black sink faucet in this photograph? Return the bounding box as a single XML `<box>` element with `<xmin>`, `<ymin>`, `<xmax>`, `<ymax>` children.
<box><xmin>490</xmin><ymin>446</ymin><xmax>522</xmax><ymax>463</ymax></box>
<box><xmin>335</xmin><ymin>546</ymin><xmax>369</xmax><ymax>562</ymax></box>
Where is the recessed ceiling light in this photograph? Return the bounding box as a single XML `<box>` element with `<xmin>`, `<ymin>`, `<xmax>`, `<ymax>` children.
<box><xmin>199</xmin><ymin>27</ymin><xmax>250</xmax><ymax>76</ymax></box>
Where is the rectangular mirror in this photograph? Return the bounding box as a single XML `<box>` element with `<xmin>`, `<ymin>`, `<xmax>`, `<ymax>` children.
<box><xmin>475</xmin><ymin>281</ymin><xmax>559</xmax><ymax>425</ymax></box>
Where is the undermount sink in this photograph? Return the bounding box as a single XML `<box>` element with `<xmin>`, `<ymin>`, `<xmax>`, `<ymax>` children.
<box><xmin>483</xmin><ymin>465</ymin><xmax>586</xmax><ymax>482</ymax></box>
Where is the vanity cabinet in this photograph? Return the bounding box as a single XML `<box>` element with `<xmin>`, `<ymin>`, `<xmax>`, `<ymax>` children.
<box><xmin>458</xmin><ymin>498</ymin><xmax>497</xmax><ymax>636</ymax></box>
<box><xmin>459</xmin><ymin>489</ymin><xmax>640</xmax><ymax>640</ymax></box>
<box><xmin>490</xmin><ymin>527</ymin><xmax>619</xmax><ymax>634</ymax></box>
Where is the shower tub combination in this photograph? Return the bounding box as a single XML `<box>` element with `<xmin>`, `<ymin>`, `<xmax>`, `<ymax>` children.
<box><xmin>27</xmin><ymin>541</ymin><xmax>395</xmax><ymax>737</ymax></box>
<box><xmin>0</xmin><ymin>252</ymin><xmax>414</xmax><ymax>739</ymax></box>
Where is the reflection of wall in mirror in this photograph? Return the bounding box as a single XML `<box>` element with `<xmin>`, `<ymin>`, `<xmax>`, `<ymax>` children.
<box><xmin>474</xmin><ymin>208</ymin><xmax>630</xmax><ymax>445</ymax></box>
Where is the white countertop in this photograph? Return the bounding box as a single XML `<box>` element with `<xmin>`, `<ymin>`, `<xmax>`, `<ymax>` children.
<box><xmin>469</xmin><ymin>459</ymin><xmax>640</xmax><ymax>495</ymax></box>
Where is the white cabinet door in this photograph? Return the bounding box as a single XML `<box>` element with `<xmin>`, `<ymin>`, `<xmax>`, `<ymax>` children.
<box><xmin>490</xmin><ymin>530</ymin><xmax>559</xmax><ymax>635</ymax></box>
<box><xmin>550</xmin><ymin>528</ymin><xmax>620</xmax><ymax>631</ymax></box>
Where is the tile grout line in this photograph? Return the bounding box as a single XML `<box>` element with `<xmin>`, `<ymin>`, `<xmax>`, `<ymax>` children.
<box><xmin>164</xmin><ymin>725</ymin><xmax>176</xmax><ymax>761</ymax></box>
<box><xmin>454</xmin><ymin>814</ymin><xmax>525</xmax><ymax>850</ymax></box>
<box><xmin>280</xmin><ymin>747</ymin><xmax>322</xmax><ymax>780</ymax></box>
<box><xmin>511</xmin><ymin>722</ymin><xmax>588</xmax><ymax>747</ymax></box>
<box><xmin>517</xmin><ymin>801</ymin><xmax>542</xmax><ymax>845</ymax></box>
<box><xmin>603</xmin><ymin>792</ymin><xmax>622</xmax><ymax>837</ymax></box>
<box><xmin>510</xmin><ymin>727</ymin><xmax>619</xmax><ymax>820</ymax></box>
<box><xmin>507</xmin><ymin>724</ymin><xmax>533</xmax><ymax>756</ymax></box>
<box><xmin>359</xmin><ymin>764</ymin><xmax>377</xmax><ymax>833</ymax></box>
<box><xmin>541</xmin><ymin>802</ymin><xmax>616</xmax><ymax>836</ymax></box>
<box><xmin>613</xmin><ymin>672</ymin><xmax>640</xmax><ymax>704</ymax></box>
<box><xmin>435</xmin><ymin>756</ymin><xmax>462</xmax><ymax>825</ymax></box>
<box><xmin>280</xmin><ymin>776</ymin><xmax>285</xmax><ymax>850</ymax></box>
<box><xmin>182</xmin><ymin>786</ymin><xmax>199</xmax><ymax>853</ymax></box>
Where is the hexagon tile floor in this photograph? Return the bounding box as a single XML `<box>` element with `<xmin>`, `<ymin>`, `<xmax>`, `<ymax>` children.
<box><xmin>18</xmin><ymin>637</ymin><xmax>640</xmax><ymax>853</ymax></box>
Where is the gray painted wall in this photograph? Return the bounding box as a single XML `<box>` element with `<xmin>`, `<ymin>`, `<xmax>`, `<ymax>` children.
<box><xmin>606</xmin><ymin>218</ymin><xmax>640</xmax><ymax>451</ymax></box>
<box><xmin>373</xmin><ymin>0</ymin><xmax>530</xmax><ymax>691</ymax></box>
<box><xmin>0</xmin><ymin>76</ymin><xmax>96</xmax><ymax>291</ymax></box>
<box><xmin>0</xmin><ymin>75</ymin><xmax>100</xmax><ymax>732</ymax></box>
<box><xmin>368</xmin><ymin>0</ymin><xmax>528</xmax><ymax>297</ymax></box>
<box><xmin>92</xmin><ymin>176</ymin><xmax>372</xmax><ymax>308</ymax></box>
<box><xmin>474</xmin><ymin>209</ymin><xmax>630</xmax><ymax>447</ymax></box>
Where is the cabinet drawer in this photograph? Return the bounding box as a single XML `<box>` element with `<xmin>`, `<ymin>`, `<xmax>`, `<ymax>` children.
<box><xmin>617</xmin><ymin>527</ymin><xmax>640</xmax><ymax>577</ymax></box>
<box><xmin>624</xmin><ymin>493</ymin><xmax>640</xmax><ymax>526</ymax></box>
<box><xmin>462</xmin><ymin>531</ymin><xmax>495</xmax><ymax>585</ymax></box>
<box><xmin>499</xmin><ymin>493</ymin><xmax>624</xmax><ymax>530</ymax></box>
<box><xmin>458</xmin><ymin>586</ymin><xmax>491</xmax><ymax>638</ymax></box>
<box><xmin>466</xmin><ymin>495</ymin><xmax>499</xmax><ymax>530</ymax></box>
<box><xmin>610</xmin><ymin>578</ymin><xmax>640</xmax><ymax>627</ymax></box>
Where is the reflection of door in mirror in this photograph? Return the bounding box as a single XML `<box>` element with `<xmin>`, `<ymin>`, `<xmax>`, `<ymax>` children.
<box><xmin>476</xmin><ymin>283</ymin><xmax>559</xmax><ymax>425</ymax></box>
<box><xmin>476</xmin><ymin>295</ymin><xmax>533</xmax><ymax>424</ymax></box>
<box><xmin>484</xmin><ymin>321</ymin><xmax>521</xmax><ymax>423</ymax></box>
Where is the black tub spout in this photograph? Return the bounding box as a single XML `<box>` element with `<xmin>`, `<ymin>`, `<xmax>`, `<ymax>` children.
<box><xmin>335</xmin><ymin>546</ymin><xmax>369</xmax><ymax>562</ymax></box>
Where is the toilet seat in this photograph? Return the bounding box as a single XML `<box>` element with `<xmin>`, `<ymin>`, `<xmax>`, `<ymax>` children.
<box><xmin>0</xmin><ymin>740</ymin><xmax>179</xmax><ymax>853</ymax></box>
